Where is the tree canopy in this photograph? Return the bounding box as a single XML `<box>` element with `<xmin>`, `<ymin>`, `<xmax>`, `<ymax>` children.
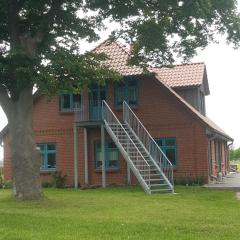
<box><xmin>230</xmin><ymin>147</ymin><xmax>240</xmax><ymax>161</ymax></box>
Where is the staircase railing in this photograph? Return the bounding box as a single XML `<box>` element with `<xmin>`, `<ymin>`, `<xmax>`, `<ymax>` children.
<box><xmin>123</xmin><ymin>101</ymin><xmax>174</xmax><ymax>188</ymax></box>
<box><xmin>102</xmin><ymin>100</ymin><xmax>151</xmax><ymax>190</ymax></box>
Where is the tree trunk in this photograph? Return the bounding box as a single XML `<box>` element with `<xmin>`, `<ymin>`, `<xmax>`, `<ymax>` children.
<box><xmin>6</xmin><ymin>89</ymin><xmax>42</xmax><ymax>200</ymax></box>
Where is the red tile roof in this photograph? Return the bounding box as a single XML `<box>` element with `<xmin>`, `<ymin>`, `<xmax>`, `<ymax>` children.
<box><xmin>94</xmin><ymin>39</ymin><xmax>206</xmax><ymax>88</ymax></box>
<box><xmin>152</xmin><ymin>63</ymin><xmax>205</xmax><ymax>88</ymax></box>
<box><xmin>94</xmin><ymin>39</ymin><xmax>143</xmax><ymax>76</ymax></box>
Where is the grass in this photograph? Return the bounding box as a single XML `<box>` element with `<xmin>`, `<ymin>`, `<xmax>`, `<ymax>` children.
<box><xmin>0</xmin><ymin>186</ymin><xmax>240</xmax><ymax>240</ymax></box>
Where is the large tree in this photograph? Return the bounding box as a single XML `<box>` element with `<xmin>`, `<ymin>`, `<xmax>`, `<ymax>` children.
<box><xmin>0</xmin><ymin>0</ymin><xmax>240</xmax><ymax>199</ymax></box>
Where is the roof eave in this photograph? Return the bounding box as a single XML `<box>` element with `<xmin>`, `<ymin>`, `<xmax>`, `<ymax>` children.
<box><xmin>206</xmin><ymin>128</ymin><xmax>233</xmax><ymax>142</ymax></box>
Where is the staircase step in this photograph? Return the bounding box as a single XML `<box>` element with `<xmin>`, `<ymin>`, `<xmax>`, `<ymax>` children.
<box><xmin>150</xmin><ymin>183</ymin><xmax>168</xmax><ymax>187</ymax></box>
<box><xmin>150</xmin><ymin>179</ymin><xmax>165</xmax><ymax>182</ymax></box>
<box><xmin>142</xmin><ymin>174</ymin><xmax>162</xmax><ymax>178</ymax></box>
<box><xmin>135</xmin><ymin>165</ymin><xmax>156</xmax><ymax>169</ymax></box>
<box><xmin>151</xmin><ymin>189</ymin><xmax>172</xmax><ymax>193</ymax></box>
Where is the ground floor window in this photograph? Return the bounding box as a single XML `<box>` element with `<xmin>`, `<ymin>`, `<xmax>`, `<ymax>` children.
<box><xmin>37</xmin><ymin>143</ymin><xmax>56</xmax><ymax>170</ymax></box>
<box><xmin>155</xmin><ymin>138</ymin><xmax>177</xmax><ymax>166</ymax></box>
<box><xmin>94</xmin><ymin>141</ymin><xmax>119</xmax><ymax>169</ymax></box>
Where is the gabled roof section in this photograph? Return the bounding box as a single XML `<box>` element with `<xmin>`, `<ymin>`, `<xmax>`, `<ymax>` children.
<box><xmin>93</xmin><ymin>39</ymin><xmax>143</xmax><ymax>76</ymax></box>
<box><xmin>94</xmin><ymin>40</ymin><xmax>209</xmax><ymax>93</ymax></box>
<box><xmin>152</xmin><ymin>63</ymin><xmax>208</xmax><ymax>91</ymax></box>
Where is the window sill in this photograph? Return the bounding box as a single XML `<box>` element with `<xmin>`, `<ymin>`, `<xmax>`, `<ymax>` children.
<box><xmin>59</xmin><ymin>110</ymin><xmax>74</xmax><ymax>114</ymax></box>
<box><xmin>95</xmin><ymin>168</ymin><xmax>119</xmax><ymax>173</ymax></box>
<box><xmin>40</xmin><ymin>169</ymin><xmax>56</xmax><ymax>174</ymax></box>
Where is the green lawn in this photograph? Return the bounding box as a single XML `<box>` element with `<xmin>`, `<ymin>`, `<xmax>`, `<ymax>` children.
<box><xmin>0</xmin><ymin>187</ymin><xmax>239</xmax><ymax>240</ymax></box>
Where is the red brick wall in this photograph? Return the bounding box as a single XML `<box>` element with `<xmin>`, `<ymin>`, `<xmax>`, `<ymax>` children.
<box><xmin>3</xmin><ymin>76</ymin><xmax>227</xmax><ymax>186</ymax></box>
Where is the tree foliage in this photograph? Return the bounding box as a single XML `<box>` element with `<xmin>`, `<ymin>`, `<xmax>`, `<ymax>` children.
<box><xmin>230</xmin><ymin>147</ymin><xmax>240</xmax><ymax>161</ymax></box>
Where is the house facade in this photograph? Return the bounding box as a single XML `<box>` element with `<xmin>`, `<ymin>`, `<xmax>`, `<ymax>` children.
<box><xmin>0</xmin><ymin>40</ymin><xmax>233</xmax><ymax>193</ymax></box>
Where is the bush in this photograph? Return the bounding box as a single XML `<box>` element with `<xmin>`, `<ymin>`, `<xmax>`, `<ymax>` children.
<box><xmin>42</xmin><ymin>181</ymin><xmax>53</xmax><ymax>188</ymax></box>
<box><xmin>174</xmin><ymin>176</ymin><xmax>205</xmax><ymax>186</ymax></box>
<box><xmin>3</xmin><ymin>181</ymin><xmax>13</xmax><ymax>189</ymax></box>
<box><xmin>52</xmin><ymin>171</ymin><xmax>67</xmax><ymax>188</ymax></box>
<box><xmin>0</xmin><ymin>170</ymin><xmax>4</xmax><ymax>189</ymax></box>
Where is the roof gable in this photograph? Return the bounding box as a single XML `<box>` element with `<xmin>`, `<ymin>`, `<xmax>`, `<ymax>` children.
<box><xmin>152</xmin><ymin>63</ymin><xmax>206</xmax><ymax>89</ymax></box>
<box><xmin>94</xmin><ymin>39</ymin><xmax>208</xmax><ymax>91</ymax></box>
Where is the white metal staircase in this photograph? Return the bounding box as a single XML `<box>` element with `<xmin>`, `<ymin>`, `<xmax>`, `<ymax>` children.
<box><xmin>102</xmin><ymin>100</ymin><xmax>174</xmax><ymax>194</ymax></box>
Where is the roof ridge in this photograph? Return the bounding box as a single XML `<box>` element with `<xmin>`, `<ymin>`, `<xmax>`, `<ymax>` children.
<box><xmin>92</xmin><ymin>37</ymin><xmax>130</xmax><ymax>55</ymax></box>
<box><xmin>114</xmin><ymin>41</ymin><xmax>130</xmax><ymax>55</ymax></box>
<box><xmin>91</xmin><ymin>38</ymin><xmax>113</xmax><ymax>52</ymax></box>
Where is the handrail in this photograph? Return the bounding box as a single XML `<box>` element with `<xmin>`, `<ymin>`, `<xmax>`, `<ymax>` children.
<box><xmin>123</xmin><ymin>101</ymin><xmax>174</xmax><ymax>187</ymax></box>
<box><xmin>102</xmin><ymin>100</ymin><xmax>151</xmax><ymax>186</ymax></box>
<box><xmin>123</xmin><ymin>101</ymin><xmax>173</xmax><ymax>167</ymax></box>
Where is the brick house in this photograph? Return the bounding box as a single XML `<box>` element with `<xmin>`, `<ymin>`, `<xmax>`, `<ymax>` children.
<box><xmin>0</xmin><ymin>40</ymin><xmax>233</xmax><ymax>194</ymax></box>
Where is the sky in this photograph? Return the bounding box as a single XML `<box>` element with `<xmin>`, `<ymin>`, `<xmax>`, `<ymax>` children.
<box><xmin>1</xmin><ymin>3</ymin><xmax>240</xmax><ymax>160</ymax></box>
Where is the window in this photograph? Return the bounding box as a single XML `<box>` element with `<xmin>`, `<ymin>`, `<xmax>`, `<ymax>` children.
<box><xmin>38</xmin><ymin>144</ymin><xmax>56</xmax><ymax>170</ymax></box>
<box><xmin>155</xmin><ymin>138</ymin><xmax>177</xmax><ymax>166</ymax></box>
<box><xmin>94</xmin><ymin>141</ymin><xmax>119</xmax><ymax>169</ymax></box>
<box><xmin>60</xmin><ymin>93</ymin><xmax>82</xmax><ymax>112</ymax></box>
<box><xmin>115</xmin><ymin>79</ymin><xmax>138</xmax><ymax>107</ymax></box>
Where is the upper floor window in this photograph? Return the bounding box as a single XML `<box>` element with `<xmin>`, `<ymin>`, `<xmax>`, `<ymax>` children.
<box><xmin>115</xmin><ymin>79</ymin><xmax>138</xmax><ymax>108</ymax></box>
<box><xmin>155</xmin><ymin>138</ymin><xmax>177</xmax><ymax>166</ymax></box>
<box><xmin>60</xmin><ymin>93</ymin><xmax>82</xmax><ymax>112</ymax></box>
<box><xmin>37</xmin><ymin>143</ymin><xmax>56</xmax><ymax>171</ymax></box>
<box><xmin>94</xmin><ymin>141</ymin><xmax>119</xmax><ymax>169</ymax></box>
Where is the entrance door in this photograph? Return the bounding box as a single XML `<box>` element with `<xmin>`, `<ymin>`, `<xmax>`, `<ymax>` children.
<box><xmin>89</xmin><ymin>85</ymin><xmax>106</xmax><ymax>120</ymax></box>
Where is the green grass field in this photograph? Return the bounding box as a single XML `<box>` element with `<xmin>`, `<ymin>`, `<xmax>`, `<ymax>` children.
<box><xmin>0</xmin><ymin>186</ymin><xmax>239</xmax><ymax>240</ymax></box>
